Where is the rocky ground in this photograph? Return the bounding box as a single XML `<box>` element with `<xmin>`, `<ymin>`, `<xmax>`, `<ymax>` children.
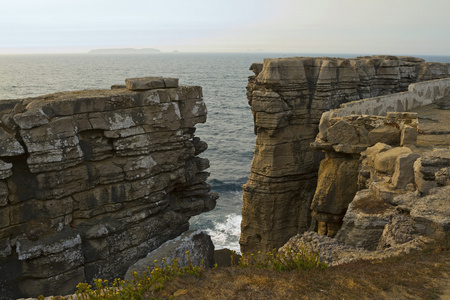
<box><xmin>146</xmin><ymin>237</ymin><xmax>449</xmax><ymax>300</ymax></box>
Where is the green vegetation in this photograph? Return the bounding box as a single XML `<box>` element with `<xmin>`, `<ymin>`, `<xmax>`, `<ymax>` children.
<box><xmin>236</xmin><ymin>245</ymin><xmax>327</xmax><ymax>271</ymax></box>
<box><xmin>68</xmin><ymin>246</ymin><xmax>327</xmax><ymax>300</ymax></box>
<box><xmin>151</xmin><ymin>237</ymin><xmax>449</xmax><ymax>299</ymax></box>
<box><xmin>72</xmin><ymin>251</ymin><xmax>203</xmax><ymax>300</ymax></box>
<box><xmin>37</xmin><ymin>238</ymin><xmax>450</xmax><ymax>299</ymax></box>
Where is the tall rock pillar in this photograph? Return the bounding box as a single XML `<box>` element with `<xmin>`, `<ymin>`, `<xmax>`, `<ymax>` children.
<box><xmin>240</xmin><ymin>55</ymin><xmax>450</xmax><ymax>254</ymax></box>
<box><xmin>240</xmin><ymin>57</ymin><xmax>359</xmax><ymax>253</ymax></box>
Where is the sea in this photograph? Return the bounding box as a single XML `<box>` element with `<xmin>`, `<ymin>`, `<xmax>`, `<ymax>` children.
<box><xmin>1</xmin><ymin>52</ymin><xmax>449</xmax><ymax>252</ymax></box>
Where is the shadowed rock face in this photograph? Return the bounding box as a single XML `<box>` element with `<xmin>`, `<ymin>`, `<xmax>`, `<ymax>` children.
<box><xmin>0</xmin><ymin>77</ymin><xmax>217</xmax><ymax>299</ymax></box>
<box><xmin>125</xmin><ymin>229</ymin><xmax>214</xmax><ymax>281</ymax></box>
<box><xmin>241</xmin><ymin>55</ymin><xmax>450</xmax><ymax>254</ymax></box>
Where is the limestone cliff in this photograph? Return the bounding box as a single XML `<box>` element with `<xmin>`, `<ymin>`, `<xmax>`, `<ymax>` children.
<box><xmin>311</xmin><ymin>112</ymin><xmax>420</xmax><ymax>237</ymax></box>
<box><xmin>282</xmin><ymin>143</ymin><xmax>450</xmax><ymax>264</ymax></box>
<box><xmin>278</xmin><ymin>97</ymin><xmax>450</xmax><ymax>266</ymax></box>
<box><xmin>0</xmin><ymin>77</ymin><xmax>217</xmax><ymax>299</ymax></box>
<box><xmin>241</xmin><ymin>55</ymin><xmax>450</xmax><ymax>254</ymax></box>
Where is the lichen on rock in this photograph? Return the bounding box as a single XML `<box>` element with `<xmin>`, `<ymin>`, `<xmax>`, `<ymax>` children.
<box><xmin>0</xmin><ymin>77</ymin><xmax>217</xmax><ymax>299</ymax></box>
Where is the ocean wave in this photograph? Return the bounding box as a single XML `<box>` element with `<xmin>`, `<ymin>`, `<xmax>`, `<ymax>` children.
<box><xmin>203</xmin><ymin>213</ymin><xmax>242</xmax><ymax>253</ymax></box>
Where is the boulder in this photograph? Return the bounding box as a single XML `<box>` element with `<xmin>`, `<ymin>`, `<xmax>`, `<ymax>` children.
<box><xmin>335</xmin><ymin>189</ymin><xmax>396</xmax><ymax>250</ymax></box>
<box><xmin>374</xmin><ymin>147</ymin><xmax>412</xmax><ymax>175</ymax></box>
<box><xmin>414</xmin><ymin>158</ymin><xmax>438</xmax><ymax>194</ymax></box>
<box><xmin>420</xmin><ymin>148</ymin><xmax>450</xmax><ymax>167</ymax></box>
<box><xmin>435</xmin><ymin>167</ymin><xmax>450</xmax><ymax>186</ymax></box>
<box><xmin>392</xmin><ymin>186</ymin><xmax>450</xmax><ymax>237</ymax></box>
<box><xmin>377</xmin><ymin>210</ymin><xmax>417</xmax><ymax>250</ymax></box>
<box><xmin>414</xmin><ymin>149</ymin><xmax>450</xmax><ymax>194</ymax></box>
<box><xmin>326</xmin><ymin>120</ymin><xmax>360</xmax><ymax>145</ymax></box>
<box><xmin>214</xmin><ymin>248</ymin><xmax>241</xmax><ymax>268</ymax></box>
<box><xmin>369</xmin><ymin>181</ymin><xmax>407</xmax><ymax>203</ymax></box>
<box><xmin>400</xmin><ymin>125</ymin><xmax>418</xmax><ymax>146</ymax></box>
<box><xmin>365</xmin><ymin>143</ymin><xmax>392</xmax><ymax>166</ymax></box>
<box><xmin>125</xmin><ymin>77</ymin><xmax>178</xmax><ymax>91</ymax></box>
<box><xmin>0</xmin><ymin>160</ymin><xmax>12</xmax><ymax>180</ymax></box>
<box><xmin>368</xmin><ymin>125</ymin><xmax>401</xmax><ymax>146</ymax></box>
<box><xmin>125</xmin><ymin>230</ymin><xmax>214</xmax><ymax>281</ymax></box>
<box><xmin>0</xmin><ymin>127</ymin><xmax>25</xmax><ymax>156</ymax></box>
<box><xmin>392</xmin><ymin>153</ymin><xmax>421</xmax><ymax>188</ymax></box>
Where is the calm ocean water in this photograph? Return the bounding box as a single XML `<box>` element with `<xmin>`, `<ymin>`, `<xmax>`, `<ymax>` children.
<box><xmin>1</xmin><ymin>53</ymin><xmax>449</xmax><ymax>251</ymax></box>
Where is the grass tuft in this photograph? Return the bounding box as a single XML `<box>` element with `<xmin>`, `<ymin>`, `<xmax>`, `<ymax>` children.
<box><xmin>72</xmin><ymin>251</ymin><xmax>204</xmax><ymax>300</ymax></box>
<box><xmin>237</xmin><ymin>246</ymin><xmax>328</xmax><ymax>271</ymax></box>
<box><xmin>66</xmin><ymin>237</ymin><xmax>449</xmax><ymax>299</ymax></box>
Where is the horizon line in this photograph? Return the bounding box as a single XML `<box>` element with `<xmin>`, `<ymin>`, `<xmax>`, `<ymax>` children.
<box><xmin>1</xmin><ymin>50</ymin><xmax>449</xmax><ymax>57</ymax></box>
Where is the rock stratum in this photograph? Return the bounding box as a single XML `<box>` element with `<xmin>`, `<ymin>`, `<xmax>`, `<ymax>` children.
<box><xmin>0</xmin><ymin>77</ymin><xmax>217</xmax><ymax>299</ymax></box>
<box><xmin>241</xmin><ymin>55</ymin><xmax>450</xmax><ymax>254</ymax></box>
<box><xmin>308</xmin><ymin>104</ymin><xmax>450</xmax><ymax>254</ymax></box>
<box><xmin>282</xmin><ymin>108</ymin><xmax>450</xmax><ymax>264</ymax></box>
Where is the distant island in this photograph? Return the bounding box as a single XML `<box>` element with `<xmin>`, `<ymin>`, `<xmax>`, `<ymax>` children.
<box><xmin>89</xmin><ymin>48</ymin><xmax>161</xmax><ymax>54</ymax></box>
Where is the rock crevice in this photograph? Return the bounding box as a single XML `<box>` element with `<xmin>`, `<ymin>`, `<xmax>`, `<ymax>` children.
<box><xmin>241</xmin><ymin>55</ymin><xmax>450</xmax><ymax>254</ymax></box>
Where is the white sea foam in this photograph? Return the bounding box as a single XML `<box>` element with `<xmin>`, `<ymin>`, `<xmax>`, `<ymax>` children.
<box><xmin>6</xmin><ymin>53</ymin><xmax>431</xmax><ymax>253</ymax></box>
<box><xmin>204</xmin><ymin>213</ymin><xmax>242</xmax><ymax>253</ymax></box>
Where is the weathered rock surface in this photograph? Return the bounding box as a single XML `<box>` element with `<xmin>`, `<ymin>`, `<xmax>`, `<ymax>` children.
<box><xmin>377</xmin><ymin>209</ymin><xmax>419</xmax><ymax>250</ymax></box>
<box><xmin>310</xmin><ymin>153</ymin><xmax>359</xmax><ymax>237</ymax></box>
<box><xmin>312</xmin><ymin>169</ymin><xmax>449</xmax><ymax>257</ymax></box>
<box><xmin>392</xmin><ymin>186</ymin><xmax>450</xmax><ymax>236</ymax></box>
<box><xmin>374</xmin><ymin>147</ymin><xmax>412</xmax><ymax>174</ymax></box>
<box><xmin>0</xmin><ymin>78</ymin><xmax>217</xmax><ymax>299</ymax></box>
<box><xmin>125</xmin><ymin>77</ymin><xmax>179</xmax><ymax>91</ymax></box>
<box><xmin>241</xmin><ymin>55</ymin><xmax>450</xmax><ymax>254</ymax></box>
<box><xmin>298</xmin><ymin>81</ymin><xmax>450</xmax><ymax>263</ymax></box>
<box><xmin>125</xmin><ymin>230</ymin><xmax>214</xmax><ymax>281</ymax></box>
<box><xmin>310</xmin><ymin>113</ymin><xmax>419</xmax><ymax>236</ymax></box>
<box><xmin>335</xmin><ymin>145</ymin><xmax>450</xmax><ymax>251</ymax></box>
<box><xmin>392</xmin><ymin>152</ymin><xmax>421</xmax><ymax>188</ymax></box>
<box><xmin>279</xmin><ymin>231</ymin><xmax>432</xmax><ymax>267</ymax></box>
<box><xmin>414</xmin><ymin>148</ymin><xmax>450</xmax><ymax>194</ymax></box>
<box><xmin>335</xmin><ymin>189</ymin><xmax>396</xmax><ymax>250</ymax></box>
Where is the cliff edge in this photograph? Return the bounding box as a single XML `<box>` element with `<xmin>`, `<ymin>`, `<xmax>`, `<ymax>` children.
<box><xmin>0</xmin><ymin>77</ymin><xmax>217</xmax><ymax>299</ymax></box>
<box><xmin>241</xmin><ymin>55</ymin><xmax>450</xmax><ymax>254</ymax></box>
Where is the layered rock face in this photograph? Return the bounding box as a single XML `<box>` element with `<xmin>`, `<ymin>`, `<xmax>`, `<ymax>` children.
<box><xmin>280</xmin><ymin>105</ymin><xmax>450</xmax><ymax>263</ymax></box>
<box><xmin>333</xmin><ymin>145</ymin><xmax>450</xmax><ymax>251</ymax></box>
<box><xmin>310</xmin><ymin>101</ymin><xmax>449</xmax><ymax>251</ymax></box>
<box><xmin>0</xmin><ymin>77</ymin><xmax>217</xmax><ymax>299</ymax></box>
<box><xmin>125</xmin><ymin>229</ymin><xmax>214</xmax><ymax>281</ymax></box>
<box><xmin>311</xmin><ymin>112</ymin><xmax>419</xmax><ymax>237</ymax></box>
<box><xmin>241</xmin><ymin>55</ymin><xmax>450</xmax><ymax>254</ymax></box>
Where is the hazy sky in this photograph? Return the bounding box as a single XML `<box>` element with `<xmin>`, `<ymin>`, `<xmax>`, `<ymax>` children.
<box><xmin>1</xmin><ymin>0</ymin><xmax>449</xmax><ymax>55</ymax></box>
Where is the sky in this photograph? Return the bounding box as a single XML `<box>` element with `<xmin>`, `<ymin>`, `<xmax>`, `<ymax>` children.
<box><xmin>1</xmin><ymin>0</ymin><xmax>449</xmax><ymax>55</ymax></box>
